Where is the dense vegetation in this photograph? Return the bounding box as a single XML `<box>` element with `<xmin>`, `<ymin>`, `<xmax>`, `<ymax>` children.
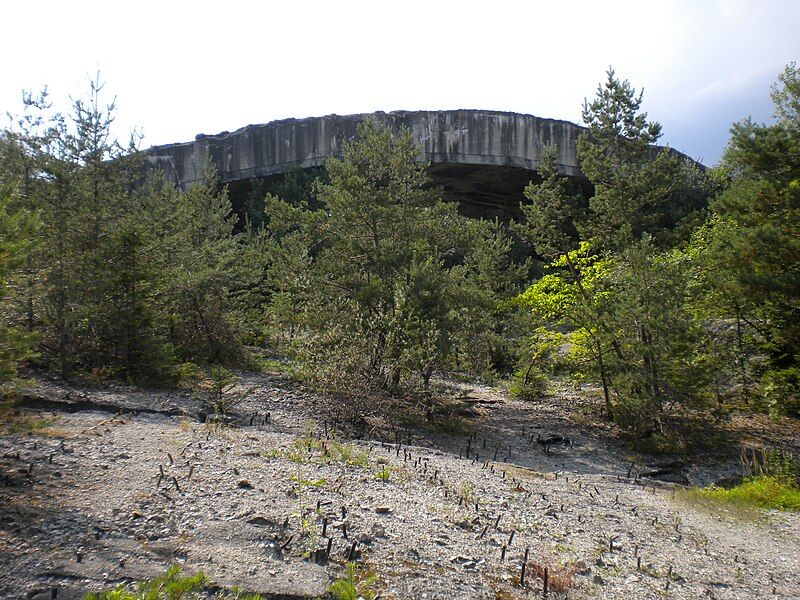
<box><xmin>519</xmin><ymin>65</ymin><xmax>799</xmax><ymax>432</ymax></box>
<box><xmin>261</xmin><ymin>119</ymin><xmax>524</xmax><ymax>401</ymax></box>
<box><xmin>1</xmin><ymin>65</ymin><xmax>798</xmax><ymax>439</ymax></box>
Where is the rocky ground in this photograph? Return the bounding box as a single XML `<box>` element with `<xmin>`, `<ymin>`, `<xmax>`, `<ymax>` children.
<box><xmin>1</xmin><ymin>372</ymin><xmax>799</xmax><ymax>599</ymax></box>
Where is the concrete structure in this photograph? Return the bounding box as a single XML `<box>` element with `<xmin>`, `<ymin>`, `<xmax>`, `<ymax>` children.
<box><xmin>143</xmin><ymin>109</ymin><xmax>590</xmax><ymax>216</ymax></box>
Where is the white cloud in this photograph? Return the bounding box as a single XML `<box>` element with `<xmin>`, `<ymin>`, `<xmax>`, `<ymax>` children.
<box><xmin>716</xmin><ymin>0</ymin><xmax>747</xmax><ymax>20</ymax></box>
<box><xmin>689</xmin><ymin>70</ymin><xmax>770</xmax><ymax>104</ymax></box>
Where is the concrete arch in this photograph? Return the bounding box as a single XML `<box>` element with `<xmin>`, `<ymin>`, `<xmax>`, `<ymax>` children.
<box><xmin>143</xmin><ymin>109</ymin><xmax>586</xmax><ymax>190</ymax></box>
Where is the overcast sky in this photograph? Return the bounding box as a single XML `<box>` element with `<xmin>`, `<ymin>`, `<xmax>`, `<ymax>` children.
<box><xmin>3</xmin><ymin>0</ymin><xmax>798</xmax><ymax>165</ymax></box>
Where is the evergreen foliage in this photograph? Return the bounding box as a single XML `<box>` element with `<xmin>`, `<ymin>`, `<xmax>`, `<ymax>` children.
<box><xmin>517</xmin><ymin>69</ymin><xmax>713</xmax><ymax>431</ymax></box>
<box><xmin>1</xmin><ymin>64</ymin><xmax>799</xmax><ymax>438</ymax></box>
<box><xmin>516</xmin><ymin>146</ymin><xmax>585</xmax><ymax>260</ymax></box>
<box><xmin>695</xmin><ymin>63</ymin><xmax>800</xmax><ymax>415</ymax></box>
<box><xmin>84</xmin><ymin>565</ymin><xmax>208</xmax><ymax>600</ymax></box>
<box><xmin>0</xmin><ymin>76</ymin><xmax>262</xmax><ymax>384</ymax></box>
<box><xmin>263</xmin><ymin>119</ymin><xmax>521</xmax><ymax>396</ymax></box>
<box><xmin>577</xmin><ymin>69</ymin><xmax>709</xmax><ymax>251</ymax></box>
<box><xmin>0</xmin><ymin>183</ymin><xmax>37</xmax><ymax>388</ymax></box>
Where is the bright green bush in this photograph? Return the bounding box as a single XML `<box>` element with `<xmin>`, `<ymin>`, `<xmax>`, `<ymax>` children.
<box><xmin>507</xmin><ymin>366</ymin><xmax>548</xmax><ymax>400</ymax></box>
<box><xmin>686</xmin><ymin>476</ymin><xmax>800</xmax><ymax>512</ymax></box>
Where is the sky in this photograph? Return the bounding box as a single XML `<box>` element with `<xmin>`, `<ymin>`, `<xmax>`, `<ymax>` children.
<box><xmin>2</xmin><ymin>0</ymin><xmax>798</xmax><ymax>166</ymax></box>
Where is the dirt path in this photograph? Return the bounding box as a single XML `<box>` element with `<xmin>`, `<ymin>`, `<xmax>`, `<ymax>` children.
<box><xmin>1</xmin><ymin>374</ymin><xmax>798</xmax><ymax>599</ymax></box>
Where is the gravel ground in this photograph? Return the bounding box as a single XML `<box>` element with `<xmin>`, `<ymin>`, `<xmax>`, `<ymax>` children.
<box><xmin>1</xmin><ymin>373</ymin><xmax>798</xmax><ymax>599</ymax></box>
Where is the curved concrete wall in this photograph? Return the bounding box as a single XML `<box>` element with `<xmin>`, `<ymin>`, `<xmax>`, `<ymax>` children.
<box><xmin>143</xmin><ymin>109</ymin><xmax>586</xmax><ymax>188</ymax></box>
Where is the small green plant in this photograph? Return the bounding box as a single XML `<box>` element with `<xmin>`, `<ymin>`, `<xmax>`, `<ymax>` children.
<box><xmin>287</xmin><ymin>446</ymin><xmax>310</xmax><ymax>464</ymax></box>
<box><xmin>374</xmin><ymin>465</ymin><xmax>391</xmax><ymax>482</ymax></box>
<box><xmin>196</xmin><ymin>366</ymin><xmax>254</xmax><ymax>417</ymax></box>
<box><xmin>283</xmin><ymin>437</ymin><xmax>369</xmax><ymax>467</ymax></box>
<box><xmin>507</xmin><ymin>366</ymin><xmax>548</xmax><ymax>401</ymax></box>
<box><xmin>289</xmin><ymin>473</ymin><xmax>327</xmax><ymax>488</ymax></box>
<box><xmin>174</xmin><ymin>361</ymin><xmax>201</xmax><ymax>385</ymax></box>
<box><xmin>460</xmin><ymin>482</ymin><xmax>474</xmax><ymax>507</ymax></box>
<box><xmin>287</xmin><ymin>436</ymin><xmax>321</xmax><ymax>463</ymax></box>
<box><xmin>554</xmin><ymin>542</ymin><xmax>574</xmax><ymax>554</ymax></box>
<box><xmin>299</xmin><ymin>510</ymin><xmax>320</xmax><ymax>559</ymax></box>
<box><xmin>84</xmin><ymin>565</ymin><xmax>209</xmax><ymax>599</ymax></box>
<box><xmin>328</xmin><ymin>562</ymin><xmax>379</xmax><ymax>600</ymax></box>
<box><xmin>328</xmin><ymin>441</ymin><xmax>369</xmax><ymax>467</ymax></box>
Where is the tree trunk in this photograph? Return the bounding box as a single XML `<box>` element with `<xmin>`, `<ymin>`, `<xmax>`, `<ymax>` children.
<box><xmin>736</xmin><ymin>309</ymin><xmax>750</xmax><ymax>404</ymax></box>
<box><xmin>595</xmin><ymin>339</ymin><xmax>613</xmax><ymax>420</ymax></box>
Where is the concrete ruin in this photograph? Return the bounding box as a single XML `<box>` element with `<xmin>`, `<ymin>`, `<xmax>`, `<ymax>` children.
<box><xmin>143</xmin><ymin>109</ymin><xmax>591</xmax><ymax>217</ymax></box>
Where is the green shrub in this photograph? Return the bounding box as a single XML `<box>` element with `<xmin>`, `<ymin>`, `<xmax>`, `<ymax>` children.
<box><xmin>507</xmin><ymin>366</ymin><xmax>547</xmax><ymax>400</ymax></box>
<box><xmin>174</xmin><ymin>361</ymin><xmax>201</xmax><ymax>385</ymax></box>
<box><xmin>328</xmin><ymin>562</ymin><xmax>378</xmax><ymax>600</ymax></box>
<box><xmin>194</xmin><ymin>367</ymin><xmax>254</xmax><ymax>417</ymax></box>
<box><xmin>761</xmin><ymin>367</ymin><xmax>800</xmax><ymax>417</ymax></box>
<box><xmin>374</xmin><ymin>465</ymin><xmax>392</xmax><ymax>482</ymax></box>
<box><xmin>685</xmin><ymin>476</ymin><xmax>800</xmax><ymax>512</ymax></box>
<box><xmin>328</xmin><ymin>441</ymin><xmax>369</xmax><ymax>467</ymax></box>
<box><xmin>84</xmin><ymin>566</ymin><xmax>207</xmax><ymax>599</ymax></box>
<box><xmin>740</xmin><ymin>445</ymin><xmax>799</xmax><ymax>484</ymax></box>
<box><xmin>84</xmin><ymin>567</ymin><xmax>263</xmax><ymax>600</ymax></box>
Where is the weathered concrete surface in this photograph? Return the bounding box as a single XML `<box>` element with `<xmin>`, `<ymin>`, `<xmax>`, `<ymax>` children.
<box><xmin>144</xmin><ymin>109</ymin><xmax>586</xmax><ymax>189</ymax></box>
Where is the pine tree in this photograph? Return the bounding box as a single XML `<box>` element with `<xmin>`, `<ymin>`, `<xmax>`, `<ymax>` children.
<box><xmin>578</xmin><ymin>68</ymin><xmax>707</xmax><ymax>251</ymax></box>
<box><xmin>29</xmin><ymin>75</ymin><xmax>150</xmax><ymax>378</ymax></box>
<box><xmin>0</xmin><ymin>89</ymin><xmax>61</xmax><ymax>338</ymax></box>
<box><xmin>516</xmin><ymin>146</ymin><xmax>585</xmax><ymax>260</ymax></box>
<box><xmin>159</xmin><ymin>166</ymin><xmax>249</xmax><ymax>365</ymax></box>
<box><xmin>0</xmin><ymin>183</ymin><xmax>37</xmax><ymax>389</ymax></box>
<box><xmin>265</xmin><ymin>119</ymin><xmax>515</xmax><ymax>397</ymax></box>
<box><xmin>1</xmin><ymin>77</ymin><xmax>270</xmax><ymax>384</ymax></box>
<box><xmin>517</xmin><ymin>69</ymin><xmax>712</xmax><ymax>430</ymax></box>
<box><xmin>699</xmin><ymin>63</ymin><xmax>800</xmax><ymax>415</ymax></box>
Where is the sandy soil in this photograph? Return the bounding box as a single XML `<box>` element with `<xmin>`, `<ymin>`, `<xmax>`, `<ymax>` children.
<box><xmin>1</xmin><ymin>373</ymin><xmax>798</xmax><ymax>599</ymax></box>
